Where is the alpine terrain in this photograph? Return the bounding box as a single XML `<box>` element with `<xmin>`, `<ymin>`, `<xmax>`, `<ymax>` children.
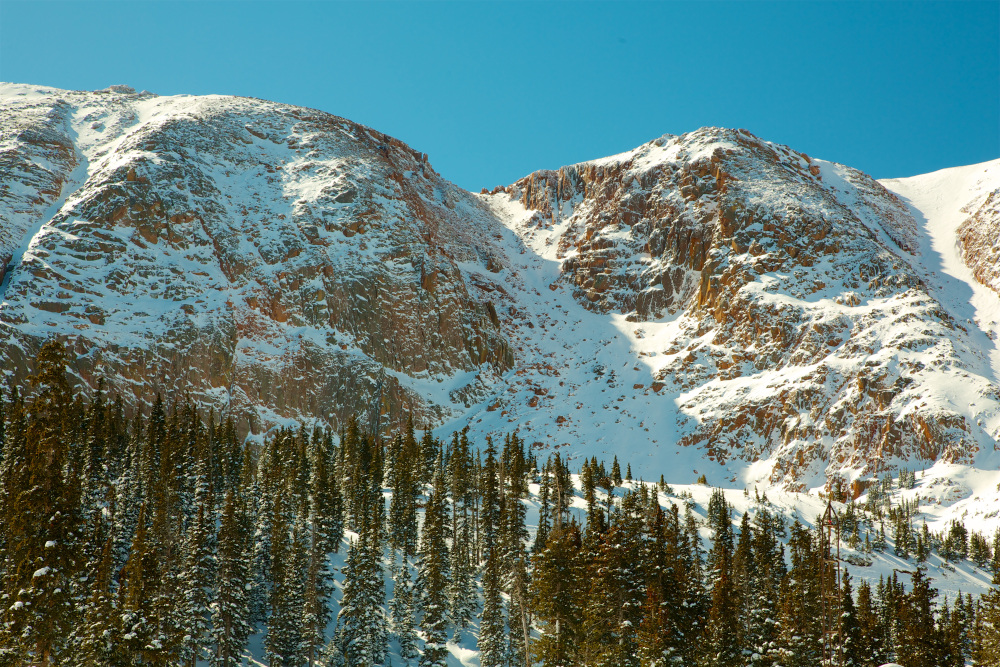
<box><xmin>3</xmin><ymin>83</ymin><xmax>998</xmax><ymax>502</ymax></box>
<box><xmin>2</xmin><ymin>82</ymin><xmax>1000</xmax><ymax>666</ymax></box>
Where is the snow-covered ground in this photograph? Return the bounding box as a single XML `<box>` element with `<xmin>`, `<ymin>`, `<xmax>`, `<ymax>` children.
<box><xmin>241</xmin><ymin>473</ymin><xmax>995</xmax><ymax>665</ymax></box>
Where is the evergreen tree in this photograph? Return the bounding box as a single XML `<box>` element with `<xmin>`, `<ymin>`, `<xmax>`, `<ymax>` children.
<box><xmin>532</xmin><ymin>523</ymin><xmax>584</xmax><ymax>667</ymax></box>
<box><xmin>447</xmin><ymin>430</ymin><xmax>477</xmax><ymax>640</ymax></box>
<box><xmin>0</xmin><ymin>341</ymin><xmax>84</xmax><ymax>665</ymax></box>
<box><xmin>180</xmin><ymin>499</ymin><xmax>215</xmax><ymax>666</ymax></box>
<box><xmin>777</xmin><ymin>520</ymin><xmax>821</xmax><ymax>667</ymax></box>
<box><xmin>579</xmin><ymin>492</ymin><xmax>645</xmax><ymax>667</ymax></box>
<box><xmin>478</xmin><ymin>438</ymin><xmax>507</xmax><ymax>667</ymax></box>
<box><xmin>303</xmin><ymin>428</ymin><xmax>343</xmax><ymax>667</ymax></box>
<box><xmin>840</xmin><ymin>572</ymin><xmax>862</xmax><ymax>667</ymax></box>
<box><xmin>703</xmin><ymin>491</ymin><xmax>740</xmax><ymax>666</ymax></box>
<box><xmin>390</xmin><ymin>554</ymin><xmax>419</xmax><ymax>666</ymax></box>
<box><xmin>338</xmin><ymin>529</ymin><xmax>387</xmax><ymax>667</ymax></box>
<box><xmin>388</xmin><ymin>429</ymin><xmax>419</xmax><ymax>557</ymax></box>
<box><xmin>75</xmin><ymin>524</ymin><xmax>126</xmax><ymax>666</ymax></box>
<box><xmin>118</xmin><ymin>503</ymin><xmax>158</xmax><ymax>663</ymax></box>
<box><xmin>265</xmin><ymin>498</ymin><xmax>306</xmax><ymax>667</ymax></box>
<box><xmin>895</xmin><ymin>566</ymin><xmax>944</xmax><ymax>667</ymax></box>
<box><xmin>419</xmin><ymin>454</ymin><xmax>451</xmax><ymax>667</ymax></box>
<box><xmin>212</xmin><ymin>490</ymin><xmax>253</xmax><ymax>667</ymax></box>
<box><xmin>855</xmin><ymin>579</ymin><xmax>885</xmax><ymax>667</ymax></box>
<box><xmin>973</xmin><ymin>586</ymin><xmax>1000</xmax><ymax>664</ymax></box>
<box><xmin>500</xmin><ymin>433</ymin><xmax>532</xmax><ymax>667</ymax></box>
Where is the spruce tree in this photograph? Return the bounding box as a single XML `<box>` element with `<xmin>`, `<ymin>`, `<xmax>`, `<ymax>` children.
<box><xmin>75</xmin><ymin>526</ymin><xmax>125</xmax><ymax>666</ymax></box>
<box><xmin>579</xmin><ymin>492</ymin><xmax>645</xmax><ymax>667</ymax></box>
<box><xmin>839</xmin><ymin>572</ymin><xmax>862</xmax><ymax>667</ymax></box>
<box><xmin>777</xmin><ymin>520</ymin><xmax>821</xmax><ymax>667</ymax></box>
<box><xmin>895</xmin><ymin>566</ymin><xmax>944</xmax><ymax>667</ymax></box>
<box><xmin>265</xmin><ymin>497</ymin><xmax>305</xmax><ymax>667</ymax></box>
<box><xmin>703</xmin><ymin>492</ymin><xmax>740</xmax><ymax>666</ymax></box>
<box><xmin>390</xmin><ymin>554</ymin><xmax>419</xmax><ymax>666</ymax></box>
<box><xmin>302</xmin><ymin>428</ymin><xmax>343</xmax><ymax>666</ymax></box>
<box><xmin>0</xmin><ymin>341</ymin><xmax>84</xmax><ymax>665</ymax></box>
<box><xmin>478</xmin><ymin>438</ymin><xmax>506</xmax><ymax>667</ymax></box>
<box><xmin>338</xmin><ymin>531</ymin><xmax>387</xmax><ymax>667</ymax></box>
<box><xmin>419</xmin><ymin>455</ymin><xmax>451</xmax><ymax>667</ymax></box>
<box><xmin>532</xmin><ymin>523</ymin><xmax>584</xmax><ymax>667</ymax></box>
<box><xmin>855</xmin><ymin>579</ymin><xmax>884</xmax><ymax>666</ymax></box>
<box><xmin>211</xmin><ymin>490</ymin><xmax>253</xmax><ymax>667</ymax></box>
<box><xmin>118</xmin><ymin>503</ymin><xmax>157</xmax><ymax>663</ymax></box>
<box><xmin>179</xmin><ymin>499</ymin><xmax>215</xmax><ymax>666</ymax></box>
<box><xmin>973</xmin><ymin>586</ymin><xmax>1000</xmax><ymax>664</ymax></box>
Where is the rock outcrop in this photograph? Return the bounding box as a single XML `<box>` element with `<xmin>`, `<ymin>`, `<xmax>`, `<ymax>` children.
<box><xmin>489</xmin><ymin>129</ymin><xmax>998</xmax><ymax>488</ymax></box>
<box><xmin>0</xmin><ymin>84</ymin><xmax>512</xmax><ymax>433</ymax></box>
<box><xmin>959</xmin><ymin>187</ymin><xmax>1000</xmax><ymax>296</ymax></box>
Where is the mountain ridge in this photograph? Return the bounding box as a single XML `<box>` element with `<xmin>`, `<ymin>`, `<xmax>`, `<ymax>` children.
<box><xmin>2</xmin><ymin>82</ymin><xmax>999</xmax><ymax>529</ymax></box>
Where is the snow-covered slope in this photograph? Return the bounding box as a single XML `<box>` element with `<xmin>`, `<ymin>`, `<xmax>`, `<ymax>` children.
<box><xmin>2</xmin><ymin>83</ymin><xmax>999</xmax><ymax>529</ymax></box>
<box><xmin>0</xmin><ymin>82</ymin><xmax>512</xmax><ymax>431</ymax></box>
<box><xmin>452</xmin><ymin>134</ymin><xmax>1000</xmax><ymax>519</ymax></box>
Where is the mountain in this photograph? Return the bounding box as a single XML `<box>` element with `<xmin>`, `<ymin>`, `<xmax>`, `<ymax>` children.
<box><xmin>0</xmin><ymin>83</ymin><xmax>512</xmax><ymax>434</ymax></box>
<box><xmin>2</xmin><ymin>83</ymin><xmax>999</xmax><ymax>521</ymax></box>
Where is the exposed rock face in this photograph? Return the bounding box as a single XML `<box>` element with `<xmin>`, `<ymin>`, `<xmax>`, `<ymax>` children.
<box><xmin>493</xmin><ymin>129</ymin><xmax>999</xmax><ymax>488</ymax></box>
<box><xmin>0</xmin><ymin>84</ymin><xmax>512</xmax><ymax>432</ymax></box>
<box><xmin>959</xmin><ymin>187</ymin><xmax>1000</xmax><ymax>295</ymax></box>
<box><xmin>3</xmin><ymin>84</ymin><xmax>998</xmax><ymax>490</ymax></box>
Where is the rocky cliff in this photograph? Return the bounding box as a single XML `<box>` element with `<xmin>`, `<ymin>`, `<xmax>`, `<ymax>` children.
<box><xmin>2</xmin><ymin>83</ymin><xmax>998</xmax><ymax>492</ymax></box>
<box><xmin>0</xmin><ymin>84</ymin><xmax>512</xmax><ymax>433</ymax></box>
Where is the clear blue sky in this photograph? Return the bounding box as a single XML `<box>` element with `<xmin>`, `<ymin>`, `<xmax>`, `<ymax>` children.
<box><xmin>2</xmin><ymin>1</ymin><xmax>997</xmax><ymax>190</ymax></box>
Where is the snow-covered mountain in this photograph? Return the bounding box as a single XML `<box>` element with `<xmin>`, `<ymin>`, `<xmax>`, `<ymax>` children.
<box><xmin>0</xmin><ymin>83</ymin><xmax>512</xmax><ymax>432</ymax></box>
<box><xmin>2</xmin><ymin>83</ymin><xmax>999</xmax><ymax>528</ymax></box>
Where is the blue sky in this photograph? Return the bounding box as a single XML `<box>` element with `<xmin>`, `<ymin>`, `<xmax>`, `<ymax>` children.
<box><xmin>1</xmin><ymin>1</ymin><xmax>997</xmax><ymax>190</ymax></box>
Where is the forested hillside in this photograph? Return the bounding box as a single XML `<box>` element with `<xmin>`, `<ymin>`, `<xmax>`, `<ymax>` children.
<box><xmin>1</xmin><ymin>341</ymin><xmax>999</xmax><ymax>666</ymax></box>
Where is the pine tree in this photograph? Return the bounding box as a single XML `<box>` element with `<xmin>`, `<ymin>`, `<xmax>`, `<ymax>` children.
<box><xmin>973</xmin><ymin>586</ymin><xmax>1000</xmax><ymax>664</ymax></box>
<box><xmin>532</xmin><ymin>523</ymin><xmax>584</xmax><ymax>667</ymax></box>
<box><xmin>703</xmin><ymin>491</ymin><xmax>740</xmax><ymax>666</ymax></box>
<box><xmin>990</xmin><ymin>529</ymin><xmax>1000</xmax><ymax>584</ymax></box>
<box><xmin>745</xmin><ymin>507</ymin><xmax>785</xmax><ymax>665</ymax></box>
<box><xmin>637</xmin><ymin>504</ymin><xmax>689</xmax><ymax>667</ymax></box>
<box><xmin>388</xmin><ymin>429</ymin><xmax>419</xmax><ymax>557</ymax></box>
<box><xmin>419</xmin><ymin>454</ymin><xmax>451</xmax><ymax>667</ymax></box>
<box><xmin>390</xmin><ymin>554</ymin><xmax>419</xmax><ymax>666</ymax></box>
<box><xmin>840</xmin><ymin>571</ymin><xmax>862</xmax><ymax>667</ymax></box>
<box><xmin>855</xmin><ymin>579</ymin><xmax>885</xmax><ymax>666</ymax></box>
<box><xmin>0</xmin><ymin>341</ymin><xmax>84</xmax><ymax>665</ymax></box>
<box><xmin>449</xmin><ymin>516</ymin><xmax>477</xmax><ymax>641</ymax></box>
<box><xmin>179</xmin><ymin>498</ymin><xmax>215</xmax><ymax>666</ymax></box>
<box><xmin>75</xmin><ymin>521</ymin><xmax>126</xmax><ymax>666</ymax></box>
<box><xmin>303</xmin><ymin>428</ymin><xmax>343</xmax><ymax>667</ymax></box>
<box><xmin>896</xmin><ymin>566</ymin><xmax>944</xmax><ymax>667</ymax></box>
<box><xmin>500</xmin><ymin>433</ymin><xmax>532</xmax><ymax>667</ymax></box>
<box><xmin>777</xmin><ymin>520</ymin><xmax>821</xmax><ymax>667</ymax></box>
<box><xmin>579</xmin><ymin>492</ymin><xmax>646</xmax><ymax>667</ymax></box>
<box><xmin>118</xmin><ymin>502</ymin><xmax>157</xmax><ymax>663</ymax></box>
<box><xmin>211</xmin><ymin>490</ymin><xmax>253</xmax><ymax>667</ymax></box>
<box><xmin>338</xmin><ymin>532</ymin><xmax>387</xmax><ymax>667</ymax></box>
<box><xmin>447</xmin><ymin>430</ymin><xmax>477</xmax><ymax>640</ymax></box>
<box><xmin>265</xmin><ymin>498</ymin><xmax>306</xmax><ymax>667</ymax></box>
<box><xmin>478</xmin><ymin>438</ymin><xmax>506</xmax><ymax>667</ymax></box>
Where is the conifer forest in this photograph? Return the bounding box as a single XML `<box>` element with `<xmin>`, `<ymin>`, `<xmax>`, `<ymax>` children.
<box><xmin>2</xmin><ymin>341</ymin><xmax>1000</xmax><ymax>667</ymax></box>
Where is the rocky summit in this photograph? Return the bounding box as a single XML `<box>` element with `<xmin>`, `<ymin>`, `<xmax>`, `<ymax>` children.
<box><xmin>2</xmin><ymin>83</ymin><xmax>999</xmax><ymax>502</ymax></box>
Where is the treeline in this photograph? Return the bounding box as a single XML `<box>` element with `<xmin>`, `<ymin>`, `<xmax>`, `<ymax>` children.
<box><xmin>0</xmin><ymin>341</ymin><xmax>999</xmax><ymax>666</ymax></box>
